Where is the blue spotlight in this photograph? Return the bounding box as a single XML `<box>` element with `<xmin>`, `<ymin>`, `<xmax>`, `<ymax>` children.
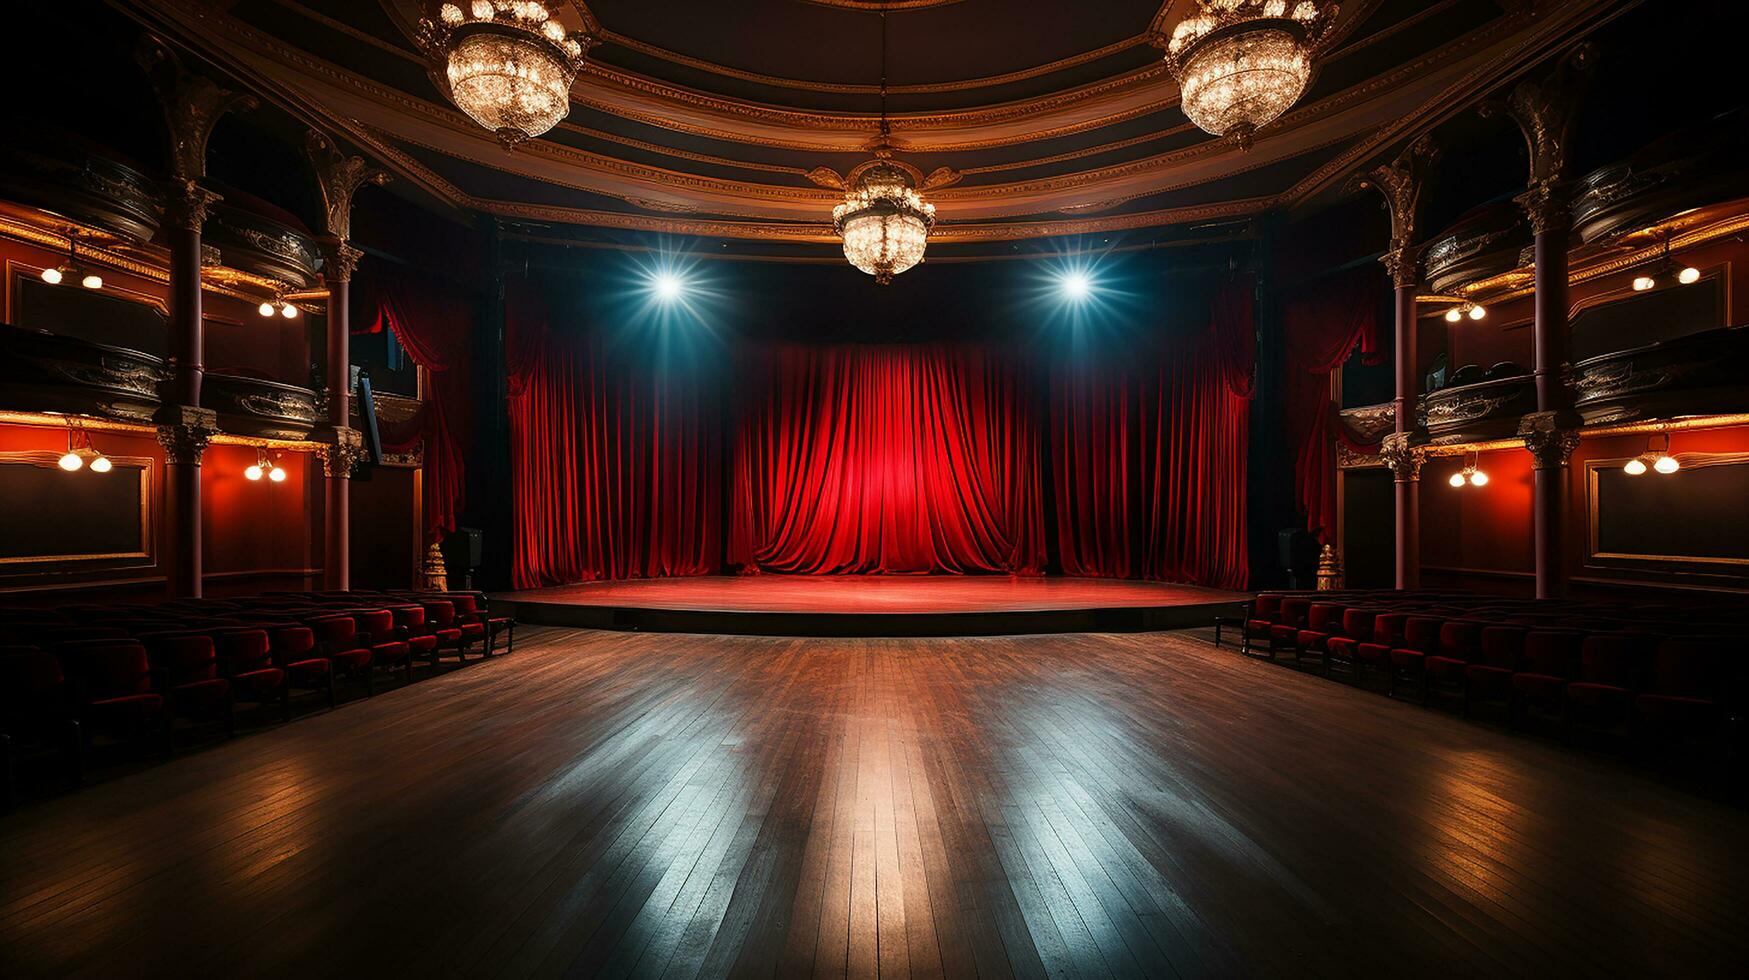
<box><xmin>1060</xmin><ymin>270</ymin><xmax>1092</xmax><ymax>301</ymax></box>
<box><xmin>653</xmin><ymin>271</ymin><xmax>684</xmax><ymax>301</ymax></box>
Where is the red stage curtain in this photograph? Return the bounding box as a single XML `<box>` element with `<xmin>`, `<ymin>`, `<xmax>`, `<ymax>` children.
<box><xmin>506</xmin><ymin>287</ymin><xmax>722</xmax><ymax>588</ymax></box>
<box><xmin>358</xmin><ymin>268</ymin><xmax>472</xmax><ymax>544</ymax></box>
<box><xmin>1050</xmin><ymin>281</ymin><xmax>1253</xmax><ymax>587</ymax></box>
<box><xmin>728</xmin><ymin>343</ymin><xmax>1045</xmax><ymax>575</ymax></box>
<box><xmin>1283</xmin><ymin>267</ymin><xmax>1380</xmax><ymax>543</ymax></box>
<box><xmin>508</xmin><ymin>285</ymin><xmax>1251</xmax><ymax>588</ymax></box>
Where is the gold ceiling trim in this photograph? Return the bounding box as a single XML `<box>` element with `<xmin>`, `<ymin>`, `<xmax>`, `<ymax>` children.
<box><xmin>475</xmin><ymin>194</ymin><xmax>1274</xmax><ymax>243</ymax></box>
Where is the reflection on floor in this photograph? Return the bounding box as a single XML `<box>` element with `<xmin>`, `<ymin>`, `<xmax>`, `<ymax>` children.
<box><xmin>3</xmin><ymin>627</ymin><xmax>1745</xmax><ymax>977</ymax></box>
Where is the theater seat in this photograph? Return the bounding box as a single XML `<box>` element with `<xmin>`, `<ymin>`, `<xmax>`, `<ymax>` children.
<box><xmin>1565</xmin><ymin>634</ymin><xmax>1655</xmax><ymax>738</ymax></box>
<box><xmin>58</xmin><ymin>641</ymin><xmax>166</xmax><ymax>749</ymax></box>
<box><xmin>309</xmin><ymin>616</ymin><xmax>375</xmax><ymax>697</ymax></box>
<box><xmin>1463</xmin><ymin>626</ymin><xmax>1526</xmax><ymax>718</ymax></box>
<box><xmin>270</xmin><ymin>625</ymin><xmax>336</xmax><ymax>709</ymax></box>
<box><xmin>421</xmin><ymin>601</ymin><xmax>469</xmax><ymax>663</ymax></box>
<box><xmin>1293</xmin><ymin>602</ymin><xmax>1344</xmax><ymax>673</ymax></box>
<box><xmin>355</xmin><ymin>609</ymin><xmax>414</xmax><ymax>686</ymax></box>
<box><xmin>1</xmin><ymin>648</ymin><xmax>83</xmax><ymax>801</ymax></box>
<box><xmin>1386</xmin><ymin>616</ymin><xmax>1444</xmax><ymax>702</ymax></box>
<box><xmin>1635</xmin><ymin>638</ymin><xmax>1734</xmax><ymax>742</ymax></box>
<box><xmin>1424</xmin><ymin>620</ymin><xmax>1484</xmax><ymax>707</ymax></box>
<box><xmin>1510</xmin><ymin>631</ymin><xmax>1584</xmax><ymax>731</ymax></box>
<box><xmin>391</xmin><ymin>605</ymin><xmax>440</xmax><ymax>670</ymax></box>
<box><xmin>216</xmin><ymin>630</ymin><xmax>289</xmax><ymax>722</ymax></box>
<box><xmin>1353</xmin><ymin>612</ymin><xmax>1411</xmax><ymax>688</ymax></box>
<box><xmin>139</xmin><ymin>634</ymin><xmax>235</xmax><ymax>739</ymax></box>
<box><xmin>1324</xmin><ymin>608</ymin><xmax>1378</xmax><ymax>680</ymax></box>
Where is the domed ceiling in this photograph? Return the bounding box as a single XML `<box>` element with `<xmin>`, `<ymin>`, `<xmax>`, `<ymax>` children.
<box><xmin>121</xmin><ymin>0</ymin><xmax>1631</xmax><ymax>255</ymax></box>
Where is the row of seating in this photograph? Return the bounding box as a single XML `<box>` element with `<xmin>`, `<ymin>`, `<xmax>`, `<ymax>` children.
<box><xmin>0</xmin><ymin>589</ymin><xmax>515</xmax><ymax>804</ymax></box>
<box><xmin>1240</xmin><ymin>589</ymin><xmax>1747</xmax><ymax>764</ymax></box>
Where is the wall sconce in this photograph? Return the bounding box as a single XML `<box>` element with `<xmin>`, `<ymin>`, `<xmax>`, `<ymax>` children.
<box><xmin>1447</xmin><ymin>452</ymin><xmax>1488</xmax><ymax>488</ymax></box>
<box><xmin>1444</xmin><ymin>302</ymin><xmax>1486</xmax><ymax>323</ymax></box>
<box><xmin>57</xmin><ymin>424</ymin><xmax>111</xmax><ymax>473</ymax></box>
<box><xmin>1624</xmin><ymin>432</ymin><xmax>1679</xmax><ymax>476</ymax></box>
<box><xmin>41</xmin><ymin>242</ymin><xmax>100</xmax><ymax>290</ymax></box>
<box><xmin>258</xmin><ymin>297</ymin><xmax>300</xmax><ymax>319</ymax></box>
<box><xmin>245</xmin><ymin>447</ymin><xmax>288</xmax><ymax>483</ymax></box>
<box><xmin>1632</xmin><ymin>238</ymin><xmax>1702</xmax><ymax>292</ymax></box>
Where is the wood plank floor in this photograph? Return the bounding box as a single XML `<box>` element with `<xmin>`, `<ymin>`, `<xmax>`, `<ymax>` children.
<box><xmin>3</xmin><ymin>627</ymin><xmax>1746</xmax><ymax>978</ymax></box>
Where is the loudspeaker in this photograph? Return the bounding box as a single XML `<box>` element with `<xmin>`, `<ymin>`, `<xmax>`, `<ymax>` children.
<box><xmin>443</xmin><ymin>527</ymin><xmax>483</xmax><ymax>591</ymax></box>
<box><xmin>1278</xmin><ymin>528</ymin><xmax>1319</xmax><ymax>589</ymax></box>
<box><xmin>356</xmin><ymin>370</ymin><xmax>384</xmax><ymax>467</ymax></box>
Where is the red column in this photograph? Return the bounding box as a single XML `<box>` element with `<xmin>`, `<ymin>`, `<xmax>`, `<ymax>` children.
<box><xmin>1388</xmin><ymin>278</ymin><xmax>1421</xmax><ymax>590</ymax></box>
<box><xmin>157</xmin><ymin>186</ymin><xmax>220</xmax><ymax>598</ymax></box>
<box><xmin>1526</xmin><ymin>216</ymin><xmax>1575</xmax><ymax>599</ymax></box>
<box><xmin>318</xmin><ymin>241</ymin><xmax>362</xmax><ymax>591</ymax></box>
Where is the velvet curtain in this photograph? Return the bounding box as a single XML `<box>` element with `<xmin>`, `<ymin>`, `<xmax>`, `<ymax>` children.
<box><xmin>728</xmin><ymin>343</ymin><xmax>1045</xmax><ymax>575</ymax></box>
<box><xmin>358</xmin><ymin>268</ymin><xmax>472</xmax><ymax>544</ymax></box>
<box><xmin>1283</xmin><ymin>267</ymin><xmax>1380</xmax><ymax>543</ymax></box>
<box><xmin>508</xmin><ymin>283</ymin><xmax>1253</xmax><ymax>589</ymax></box>
<box><xmin>507</xmin><ymin>286</ymin><xmax>722</xmax><ymax>588</ymax></box>
<box><xmin>1050</xmin><ymin>280</ymin><xmax>1253</xmax><ymax>587</ymax></box>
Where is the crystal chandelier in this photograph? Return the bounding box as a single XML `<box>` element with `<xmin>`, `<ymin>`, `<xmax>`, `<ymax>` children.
<box><xmin>834</xmin><ymin>160</ymin><xmax>936</xmax><ymax>284</ymax></box>
<box><xmin>417</xmin><ymin>2</ymin><xmax>590</xmax><ymax>147</ymax></box>
<box><xmin>832</xmin><ymin>12</ymin><xmax>935</xmax><ymax>284</ymax></box>
<box><xmin>1163</xmin><ymin>1</ymin><xmax>1337</xmax><ymax>146</ymax></box>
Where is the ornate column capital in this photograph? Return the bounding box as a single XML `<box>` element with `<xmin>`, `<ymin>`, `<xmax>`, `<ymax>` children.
<box><xmin>1353</xmin><ymin>135</ymin><xmax>1439</xmax><ymax>289</ymax></box>
<box><xmin>137</xmin><ymin>37</ymin><xmax>256</xmax><ymax>184</ymax></box>
<box><xmin>154</xmin><ymin>406</ymin><xmax>218</xmax><ymax>465</ymax></box>
<box><xmin>1484</xmin><ymin>44</ymin><xmax>1594</xmax><ymax>231</ymax></box>
<box><xmin>1379</xmin><ymin>432</ymin><xmax>1426</xmax><ymax>483</ymax></box>
<box><xmin>317</xmin><ymin>426</ymin><xmax>366</xmax><ymax>478</ymax></box>
<box><xmin>1514</xmin><ymin>178</ymin><xmax>1570</xmax><ymax>236</ymax></box>
<box><xmin>306</xmin><ymin>131</ymin><xmax>390</xmax><ymax>242</ymax></box>
<box><xmin>1518</xmin><ymin>411</ymin><xmax>1581</xmax><ymax>470</ymax></box>
<box><xmin>163</xmin><ymin>179</ymin><xmax>224</xmax><ymax>234</ymax></box>
<box><xmin>317</xmin><ymin>236</ymin><xmax>364</xmax><ymax>284</ymax></box>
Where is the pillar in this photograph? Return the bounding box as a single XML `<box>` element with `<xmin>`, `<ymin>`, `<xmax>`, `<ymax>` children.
<box><xmin>1497</xmin><ymin>47</ymin><xmax>1592</xmax><ymax>599</ymax></box>
<box><xmin>139</xmin><ymin>40</ymin><xmax>254</xmax><ymax>597</ymax></box>
<box><xmin>155</xmin><ymin>183</ymin><xmax>221</xmax><ymax>598</ymax></box>
<box><xmin>317</xmin><ymin>238</ymin><xmax>363</xmax><ymax>591</ymax></box>
<box><xmin>1357</xmin><ymin>135</ymin><xmax>1436</xmax><ymax>591</ymax></box>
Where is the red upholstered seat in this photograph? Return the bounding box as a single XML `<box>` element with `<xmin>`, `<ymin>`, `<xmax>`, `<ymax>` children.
<box><xmin>1463</xmin><ymin>626</ymin><xmax>1527</xmax><ymax>715</ymax></box>
<box><xmin>355</xmin><ymin>609</ymin><xmax>413</xmax><ymax>685</ymax></box>
<box><xmin>1510</xmin><ymin>630</ymin><xmax>1584</xmax><ymax>728</ymax></box>
<box><xmin>59</xmin><ymin>641</ymin><xmax>165</xmax><ymax>737</ymax></box>
<box><xmin>422</xmin><ymin>601</ymin><xmax>470</xmax><ymax>662</ymax></box>
<box><xmin>270</xmin><ymin>625</ymin><xmax>336</xmax><ymax>709</ymax></box>
<box><xmin>215</xmin><ymin>630</ymin><xmax>288</xmax><ymax>719</ymax></box>
<box><xmin>1635</xmin><ymin>638</ymin><xmax>1734</xmax><ymax>737</ymax></box>
<box><xmin>139</xmin><ymin>633</ymin><xmax>234</xmax><ymax>735</ymax></box>
<box><xmin>1</xmin><ymin>648</ymin><xmax>83</xmax><ymax>799</ymax></box>
<box><xmin>1565</xmin><ymin>634</ymin><xmax>1654</xmax><ymax>733</ymax></box>
<box><xmin>1324</xmin><ymin>608</ymin><xmax>1378</xmax><ymax>676</ymax></box>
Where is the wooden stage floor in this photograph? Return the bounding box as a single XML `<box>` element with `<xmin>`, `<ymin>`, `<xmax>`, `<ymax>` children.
<box><xmin>493</xmin><ymin>575</ymin><xmax>1247</xmax><ymax>635</ymax></box>
<box><xmin>3</xmin><ymin>627</ymin><xmax>1745</xmax><ymax>977</ymax></box>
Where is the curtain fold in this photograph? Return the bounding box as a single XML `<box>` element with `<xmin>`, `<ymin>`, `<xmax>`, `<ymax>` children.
<box><xmin>729</xmin><ymin>343</ymin><xmax>1045</xmax><ymax>575</ymax></box>
<box><xmin>1283</xmin><ymin>267</ymin><xmax>1380</xmax><ymax>543</ymax></box>
<box><xmin>357</xmin><ymin>268</ymin><xmax>473</xmax><ymax>544</ymax></box>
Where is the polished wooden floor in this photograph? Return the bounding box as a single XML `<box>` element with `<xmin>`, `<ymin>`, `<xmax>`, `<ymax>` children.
<box><xmin>4</xmin><ymin>627</ymin><xmax>1746</xmax><ymax>978</ymax></box>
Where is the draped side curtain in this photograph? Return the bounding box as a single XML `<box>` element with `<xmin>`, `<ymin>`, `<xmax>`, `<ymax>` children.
<box><xmin>507</xmin><ymin>281</ymin><xmax>1254</xmax><ymax>590</ymax></box>
<box><xmin>1050</xmin><ymin>281</ymin><xmax>1253</xmax><ymax>587</ymax></box>
<box><xmin>507</xmin><ymin>286</ymin><xmax>722</xmax><ymax>588</ymax></box>
<box><xmin>357</xmin><ymin>268</ymin><xmax>473</xmax><ymax>544</ymax></box>
<box><xmin>1282</xmin><ymin>267</ymin><xmax>1380</xmax><ymax>543</ymax></box>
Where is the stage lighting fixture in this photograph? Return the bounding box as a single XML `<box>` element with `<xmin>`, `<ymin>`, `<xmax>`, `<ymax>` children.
<box><xmin>81</xmin><ymin>272</ymin><xmax>103</xmax><ymax>290</ymax></box>
<box><xmin>654</xmin><ymin>272</ymin><xmax>683</xmax><ymax>301</ymax></box>
<box><xmin>1060</xmin><ymin>271</ymin><xmax>1092</xmax><ymax>301</ymax></box>
<box><xmin>41</xmin><ymin>265</ymin><xmax>64</xmax><ymax>285</ymax></box>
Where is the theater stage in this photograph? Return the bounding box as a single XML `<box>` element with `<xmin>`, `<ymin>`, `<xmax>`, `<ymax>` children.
<box><xmin>492</xmin><ymin>575</ymin><xmax>1245</xmax><ymax>636</ymax></box>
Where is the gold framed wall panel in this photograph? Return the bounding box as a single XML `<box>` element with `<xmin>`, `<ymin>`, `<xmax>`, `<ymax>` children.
<box><xmin>0</xmin><ymin>450</ymin><xmax>154</xmax><ymax>569</ymax></box>
<box><xmin>1584</xmin><ymin>451</ymin><xmax>1749</xmax><ymax>571</ymax></box>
